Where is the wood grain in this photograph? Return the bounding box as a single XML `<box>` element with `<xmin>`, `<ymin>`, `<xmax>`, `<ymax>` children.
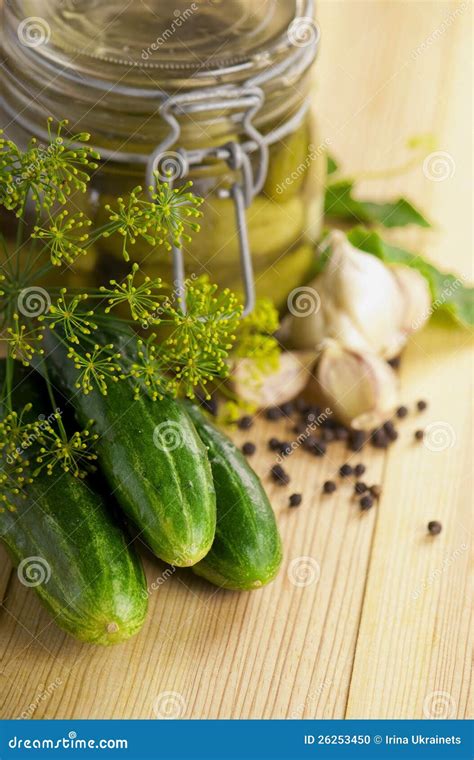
<box><xmin>0</xmin><ymin>0</ymin><xmax>472</xmax><ymax>720</ymax></box>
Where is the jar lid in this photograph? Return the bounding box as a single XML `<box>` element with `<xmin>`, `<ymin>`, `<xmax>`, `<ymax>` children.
<box><xmin>4</xmin><ymin>0</ymin><xmax>316</xmax><ymax>87</ymax></box>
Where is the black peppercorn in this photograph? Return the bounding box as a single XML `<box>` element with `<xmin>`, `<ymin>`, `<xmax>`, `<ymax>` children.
<box><xmin>355</xmin><ymin>482</ymin><xmax>368</xmax><ymax>494</ymax></box>
<box><xmin>339</xmin><ymin>463</ymin><xmax>353</xmax><ymax>477</ymax></box>
<box><xmin>271</xmin><ymin>464</ymin><xmax>290</xmax><ymax>486</ymax></box>
<box><xmin>323</xmin><ymin>480</ymin><xmax>337</xmax><ymax>494</ymax></box>
<box><xmin>289</xmin><ymin>493</ymin><xmax>302</xmax><ymax>508</ymax></box>
<box><xmin>354</xmin><ymin>463</ymin><xmax>366</xmax><ymax>477</ymax></box>
<box><xmin>360</xmin><ymin>495</ymin><xmax>374</xmax><ymax>510</ymax></box>
<box><xmin>428</xmin><ymin>520</ymin><xmax>442</xmax><ymax>535</ymax></box>
<box><xmin>417</xmin><ymin>400</ymin><xmax>428</xmax><ymax>412</ymax></box>
<box><xmin>268</xmin><ymin>437</ymin><xmax>281</xmax><ymax>451</ymax></box>
<box><xmin>237</xmin><ymin>415</ymin><xmax>253</xmax><ymax>430</ymax></box>
<box><xmin>242</xmin><ymin>442</ymin><xmax>256</xmax><ymax>456</ymax></box>
<box><xmin>349</xmin><ymin>430</ymin><xmax>366</xmax><ymax>451</ymax></box>
<box><xmin>280</xmin><ymin>401</ymin><xmax>294</xmax><ymax>416</ymax></box>
<box><xmin>396</xmin><ymin>405</ymin><xmax>408</xmax><ymax>419</ymax></box>
<box><xmin>414</xmin><ymin>429</ymin><xmax>424</xmax><ymax>441</ymax></box>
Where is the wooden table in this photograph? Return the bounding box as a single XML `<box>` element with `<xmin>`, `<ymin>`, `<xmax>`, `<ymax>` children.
<box><xmin>0</xmin><ymin>0</ymin><xmax>472</xmax><ymax>720</ymax></box>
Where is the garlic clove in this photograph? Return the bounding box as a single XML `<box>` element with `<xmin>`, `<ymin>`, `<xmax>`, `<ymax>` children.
<box><xmin>391</xmin><ymin>264</ymin><xmax>432</xmax><ymax>335</ymax></box>
<box><xmin>289</xmin><ymin>230</ymin><xmax>407</xmax><ymax>359</ymax></box>
<box><xmin>230</xmin><ymin>351</ymin><xmax>316</xmax><ymax>409</ymax></box>
<box><xmin>307</xmin><ymin>341</ymin><xmax>399</xmax><ymax>430</ymax></box>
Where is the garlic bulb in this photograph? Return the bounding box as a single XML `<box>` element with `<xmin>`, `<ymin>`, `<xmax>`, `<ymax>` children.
<box><xmin>391</xmin><ymin>264</ymin><xmax>431</xmax><ymax>335</ymax></box>
<box><xmin>307</xmin><ymin>341</ymin><xmax>399</xmax><ymax>430</ymax></box>
<box><xmin>230</xmin><ymin>351</ymin><xmax>315</xmax><ymax>409</ymax></box>
<box><xmin>289</xmin><ymin>230</ymin><xmax>408</xmax><ymax>359</ymax></box>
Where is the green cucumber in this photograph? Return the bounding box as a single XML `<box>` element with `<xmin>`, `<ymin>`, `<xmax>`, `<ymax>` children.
<box><xmin>44</xmin><ymin>328</ymin><xmax>216</xmax><ymax>567</ymax></box>
<box><xmin>0</xmin><ymin>363</ymin><xmax>148</xmax><ymax>645</ymax></box>
<box><xmin>186</xmin><ymin>405</ymin><xmax>283</xmax><ymax>590</ymax></box>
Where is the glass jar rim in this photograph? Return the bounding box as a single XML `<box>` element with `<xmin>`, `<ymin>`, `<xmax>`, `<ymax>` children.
<box><xmin>2</xmin><ymin>0</ymin><xmax>317</xmax><ymax>93</ymax></box>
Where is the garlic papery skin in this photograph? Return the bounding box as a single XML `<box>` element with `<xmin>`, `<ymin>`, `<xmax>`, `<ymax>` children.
<box><xmin>307</xmin><ymin>341</ymin><xmax>399</xmax><ymax>430</ymax></box>
<box><xmin>391</xmin><ymin>264</ymin><xmax>432</xmax><ymax>335</ymax></box>
<box><xmin>230</xmin><ymin>351</ymin><xmax>316</xmax><ymax>409</ymax></box>
<box><xmin>289</xmin><ymin>230</ymin><xmax>407</xmax><ymax>359</ymax></box>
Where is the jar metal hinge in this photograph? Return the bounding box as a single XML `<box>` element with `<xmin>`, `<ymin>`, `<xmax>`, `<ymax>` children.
<box><xmin>145</xmin><ymin>85</ymin><xmax>271</xmax><ymax>317</ymax></box>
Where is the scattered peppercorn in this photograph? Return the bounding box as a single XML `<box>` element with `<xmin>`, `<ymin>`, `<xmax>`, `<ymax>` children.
<box><xmin>266</xmin><ymin>407</ymin><xmax>283</xmax><ymax>421</ymax></box>
<box><xmin>417</xmin><ymin>400</ymin><xmax>428</xmax><ymax>412</ymax></box>
<box><xmin>323</xmin><ymin>480</ymin><xmax>337</xmax><ymax>494</ymax></box>
<box><xmin>349</xmin><ymin>429</ymin><xmax>366</xmax><ymax>451</ymax></box>
<box><xmin>268</xmin><ymin>437</ymin><xmax>281</xmax><ymax>451</ymax></box>
<box><xmin>271</xmin><ymin>464</ymin><xmax>290</xmax><ymax>486</ymax></box>
<box><xmin>414</xmin><ymin>429</ymin><xmax>424</xmax><ymax>441</ymax></box>
<box><xmin>289</xmin><ymin>493</ymin><xmax>302</xmax><ymax>507</ymax></box>
<box><xmin>354</xmin><ymin>463</ymin><xmax>366</xmax><ymax>477</ymax></box>
<box><xmin>428</xmin><ymin>520</ymin><xmax>442</xmax><ymax>535</ymax></box>
<box><xmin>237</xmin><ymin>415</ymin><xmax>253</xmax><ymax>430</ymax></box>
<box><xmin>339</xmin><ymin>463</ymin><xmax>353</xmax><ymax>477</ymax></box>
<box><xmin>383</xmin><ymin>420</ymin><xmax>398</xmax><ymax>441</ymax></box>
<box><xmin>396</xmin><ymin>405</ymin><xmax>408</xmax><ymax>419</ymax></box>
<box><xmin>372</xmin><ymin>428</ymin><xmax>389</xmax><ymax>448</ymax></box>
<box><xmin>370</xmin><ymin>485</ymin><xmax>382</xmax><ymax>499</ymax></box>
<box><xmin>280</xmin><ymin>401</ymin><xmax>294</xmax><ymax>416</ymax></box>
<box><xmin>360</xmin><ymin>495</ymin><xmax>374</xmax><ymax>510</ymax></box>
<box><xmin>355</xmin><ymin>482</ymin><xmax>368</xmax><ymax>494</ymax></box>
<box><xmin>242</xmin><ymin>442</ymin><xmax>256</xmax><ymax>456</ymax></box>
<box><xmin>278</xmin><ymin>441</ymin><xmax>292</xmax><ymax>457</ymax></box>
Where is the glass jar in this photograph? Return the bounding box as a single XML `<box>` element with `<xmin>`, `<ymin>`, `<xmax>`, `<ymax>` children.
<box><xmin>1</xmin><ymin>0</ymin><xmax>325</xmax><ymax>309</ymax></box>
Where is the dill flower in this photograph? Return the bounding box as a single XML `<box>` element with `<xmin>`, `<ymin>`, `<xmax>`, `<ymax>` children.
<box><xmin>99</xmin><ymin>264</ymin><xmax>164</xmax><ymax>323</ymax></box>
<box><xmin>32</xmin><ymin>210</ymin><xmax>91</xmax><ymax>266</ymax></box>
<box><xmin>104</xmin><ymin>187</ymin><xmax>159</xmax><ymax>262</ymax></box>
<box><xmin>149</xmin><ymin>178</ymin><xmax>202</xmax><ymax>249</ymax></box>
<box><xmin>128</xmin><ymin>336</ymin><xmax>173</xmax><ymax>401</ymax></box>
<box><xmin>40</xmin><ymin>289</ymin><xmax>97</xmax><ymax>343</ymax></box>
<box><xmin>68</xmin><ymin>343</ymin><xmax>124</xmax><ymax>395</ymax></box>
<box><xmin>6</xmin><ymin>314</ymin><xmax>44</xmax><ymax>365</ymax></box>
<box><xmin>34</xmin><ymin>417</ymin><xmax>99</xmax><ymax>478</ymax></box>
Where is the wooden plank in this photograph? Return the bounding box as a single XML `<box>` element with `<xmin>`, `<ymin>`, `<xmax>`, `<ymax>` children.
<box><xmin>0</xmin><ymin>0</ymin><xmax>471</xmax><ymax>721</ymax></box>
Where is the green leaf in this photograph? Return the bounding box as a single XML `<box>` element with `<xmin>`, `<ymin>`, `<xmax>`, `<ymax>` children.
<box><xmin>347</xmin><ymin>227</ymin><xmax>474</xmax><ymax>328</ymax></box>
<box><xmin>327</xmin><ymin>154</ymin><xmax>339</xmax><ymax>175</ymax></box>
<box><xmin>325</xmin><ymin>180</ymin><xmax>431</xmax><ymax>228</ymax></box>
